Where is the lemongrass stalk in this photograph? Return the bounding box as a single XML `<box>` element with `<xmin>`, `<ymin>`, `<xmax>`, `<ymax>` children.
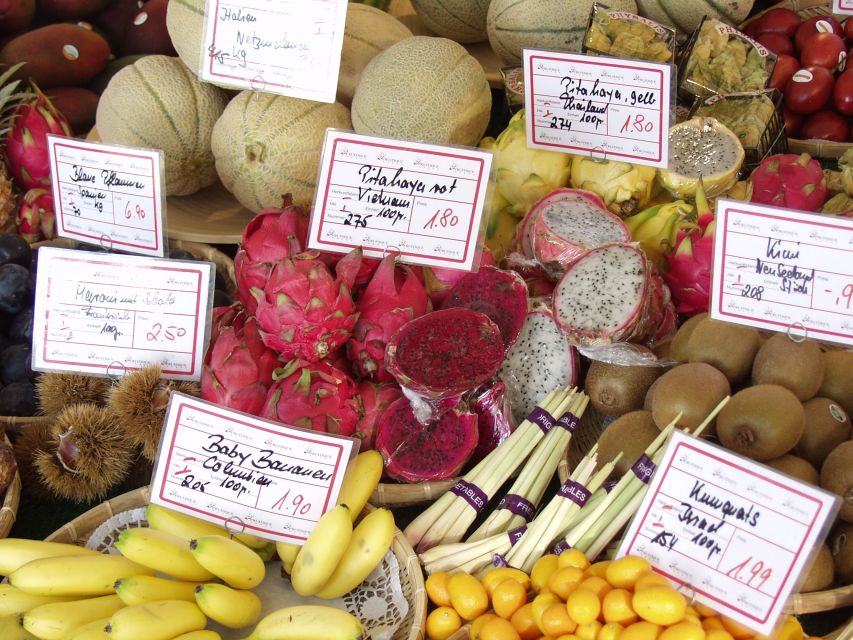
<box><xmin>419</xmin><ymin>531</ymin><xmax>509</xmax><ymax>573</ymax></box>
<box><xmin>692</xmin><ymin>396</ymin><xmax>730</xmax><ymax>438</ymax></box>
<box><xmin>583</xmin><ymin>475</ymin><xmax>649</xmax><ymax>560</ymax></box>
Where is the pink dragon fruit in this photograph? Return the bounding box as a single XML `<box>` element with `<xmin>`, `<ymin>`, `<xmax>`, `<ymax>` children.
<box><xmin>423</xmin><ymin>247</ymin><xmax>496</xmax><ymax>307</ymax></box>
<box><xmin>320</xmin><ymin>252</ymin><xmax>382</xmax><ymax>293</ymax></box>
<box><xmin>346</xmin><ymin>253</ymin><xmax>429</xmax><ymax>381</ymax></box>
<box><xmin>17</xmin><ymin>187</ymin><xmax>55</xmax><ymax>243</ymax></box>
<box><xmin>5</xmin><ymin>84</ymin><xmax>72</xmax><ymax>191</ymax></box>
<box><xmin>352</xmin><ymin>381</ymin><xmax>403</xmax><ymax>450</ymax></box>
<box><xmin>375</xmin><ymin>396</ymin><xmax>479</xmax><ymax>482</ymax></box>
<box><xmin>749</xmin><ymin>152</ymin><xmax>828</xmax><ymax>212</ymax></box>
<box><xmin>201</xmin><ymin>304</ymin><xmax>281</xmax><ymax>415</ymax></box>
<box><xmin>261</xmin><ymin>358</ymin><xmax>360</xmax><ymax>435</ymax></box>
<box><xmin>252</xmin><ymin>248</ymin><xmax>362</xmax><ymax>361</ymax></box>
<box><xmin>233</xmin><ymin>194</ymin><xmax>309</xmax><ymax>314</ymax></box>
<box><xmin>664</xmin><ymin>214</ymin><xmax>715</xmax><ymax>316</ymax></box>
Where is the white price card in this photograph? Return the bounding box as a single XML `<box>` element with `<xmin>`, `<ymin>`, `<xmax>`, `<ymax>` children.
<box><xmin>32</xmin><ymin>247</ymin><xmax>213</xmax><ymax>381</ymax></box>
<box><xmin>150</xmin><ymin>393</ymin><xmax>356</xmax><ymax>543</ymax></box>
<box><xmin>711</xmin><ymin>199</ymin><xmax>853</xmax><ymax>347</ymax></box>
<box><xmin>308</xmin><ymin>130</ymin><xmax>493</xmax><ymax>271</ymax></box>
<box><xmin>618</xmin><ymin>430</ymin><xmax>839</xmax><ymax>636</ymax></box>
<box><xmin>47</xmin><ymin>135</ymin><xmax>166</xmax><ymax>257</ymax></box>
<box><xmin>199</xmin><ymin>0</ymin><xmax>348</xmax><ymax>103</ymax></box>
<box><xmin>833</xmin><ymin>0</ymin><xmax>853</xmax><ymax>14</ymax></box>
<box><xmin>523</xmin><ymin>50</ymin><xmax>671</xmax><ymax>169</ymax></box>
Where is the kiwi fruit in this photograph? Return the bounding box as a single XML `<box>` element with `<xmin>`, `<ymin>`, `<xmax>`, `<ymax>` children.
<box><xmin>716</xmin><ymin>385</ymin><xmax>805</xmax><ymax>461</ymax></box>
<box><xmin>644</xmin><ymin>376</ymin><xmax>661</xmax><ymax>411</ymax></box>
<box><xmin>684</xmin><ymin>318</ymin><xmax>760</xmax><ymax>384</ymax></box>
<box><xmin>817</xmin><ymin>350</ymin><xmax>853</xmax><ymax>417</ymax></box>
<box><xmin>585</xmin><ymin>353</ymin><xmax>665</xmax><ymax>416</ymax></box>
<box><xmin>650</xmin><ymin>362</ymin><xmax>730</xmax><ymax>434</ymax></box>
<box><xmin>764</xmin><ymin>454</ymin><xmax>819</xmax><ymax>485</ymax></box>
<box><xmin>596</xmin><ymin>410</ymin><xmax>660</xmax><ymax>477</ymax></box>
<box><xmin>751</xmin><ymin>334</ymin><xmax>825</xmax><ymax>401</ymax></box>
<box><xmin>820</xmin><ymin>440</ymin><xmax>853</xmax><ymax>522</ymax></box>
<box><xmin>798</xmin><ymin>543</ymin><xmax>834</xmax><ymax>592</ymax></box>
<box><xmin>830</xmin><ymin>521</ymin><xmax>853</xmax><ymax>584</ymax></box>
<box><xmin>669</xmin><ymin>312</ymin><xmax>707</xmax><ymax>362</ymax></box>
<box><xmin>795</xmin><ymin>398</ymin><xmax>852</xmax><ymax>468</ymax></box>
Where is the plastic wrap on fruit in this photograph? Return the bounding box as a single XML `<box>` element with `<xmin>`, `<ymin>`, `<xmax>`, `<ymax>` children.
<box><xmin>583</xmin><ymin>5</ymin><xmax>676</xmax><ymax>63</ymax></box>
<box><xmin>469</xmin><ymin>381</ymin><xmax>513</xmax><ymax>465</ymax></box>
<box><xmin>692</xmin><ymin>91</ymin><xmax>778</xmax><ymax>151</ymax></box>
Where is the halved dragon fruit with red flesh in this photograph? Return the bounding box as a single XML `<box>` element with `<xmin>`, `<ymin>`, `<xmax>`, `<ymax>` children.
<box><xmin>385</xmin><ymin>308</ymin><xmax>506</xmax><ymax>399</ymax></box>
<box><xmin>261</xmin><ymin>358</ymin><xmax>361</xmax><ymax>436</ymax></box>
<box><xmin>470</xmin><ymin>381</ymin><xmax>513</xmax><ymax>464</ymax></box>
<box><xmin>17</xmin><ymin>187</ymin><xmax>54</xmax><ymax>243</ymax></box>
<box><xmin>375</xmin><ymin>396</ymin><xmax>479</xmax><ymax>482</ymax></box>
<box><xmin>498</xmin><ymin>308</ymin><xmax>579</xmax><ymax>427</ymax></box>
<box><xmin>552</xmin><ymin>244</ymin><xmax>651</xmax><ymax>346</ymax></box>
<box><xmin>352</xmin><ymin>381</ymin><xmax>403</xmax><ymax>450</ymax></box>
<box><xmin>439</xmin><ymin>266</ymin><xmax>528</xmax><ymax>350</ymax></box>
<box><xmin>526</xmin><ymin>188</ymin><xmax>632</xmax><ymax>279</ymax></box>
<box><xmin>423</xmin><ymin>247</ymin><xmax>496</xmax><ymax>307</ymax></box>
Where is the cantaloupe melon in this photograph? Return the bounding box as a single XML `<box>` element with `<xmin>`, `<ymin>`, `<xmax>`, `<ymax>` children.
<box><xmin>210</xmin><ymin>91</ymin><xmax>351</xmax><ymax>212</ymax></box>
<box><xmin>487</xmin><ymin>0</ymin><xmax>638</xmax><ymax>64</ymax></box>
<box><xmin>95</xmin><ymin>55</ymin><xmax>228</xmax><ymax>196</ymax></box>
<box><xmin>351</xmin><ymin>36</ymin><xmax>491</xmax><ymax>147</ymax></box>
<box><xmin>166</xmin><ymin>0</ymin><xmax>204</xmax><ymax>73</ymax></box>
<box><xmin>410</xmin><ymin>0</ymin><xmax>489</xmax><ymax>43</ymax></box>
<box><xmin>635</xmin><ymin>0</ymin><xmax>755</xmax><ymax>38</ymax></box>
<box><xmin>338</xmin><ymin>4</ymin><xmax>413</xmax><ymax>106</ymax></box>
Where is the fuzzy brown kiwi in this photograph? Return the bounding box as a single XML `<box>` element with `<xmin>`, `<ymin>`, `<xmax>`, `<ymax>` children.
<box><xmin>830</xmin><ymin>521</ymin><xmax>853</xmax><ymax>584</ymax></box>
<box><xmin>751</xmin><ymin>334</ymin><xmax>825</xmax><ymax>401</ymax></box>
<box><xmin>716</xmin><ymin>385</ymin><xmax>805</xmax><ymax>461</ymax></box>
<box><xmin>644</xmin><ymin>376</ymin><xmax>661</xmax><ymax>411</ymax></box>
<box><xmin>817</xmin><ymin>350</ymin><xmax>853</xmax><ymax>417</ymax></box>
<box><xmin>798</xmin><ymin>543</ymin><xmax>834</xmax><ymax>592</ymax></box>
<box><xmin>684</xmin><ymin>318</ymin><xmax>760</xmax><ymax>384</ymax></box>
<box><xmin>764</xmin><ymin>454</ymin><xmax>819</xmax><ymax>485</ymax></box>
<box><xmin>35</xmin><ymin>373</ymin><xmax>112</xmax><ymax>416</ymax></box>
<box><xmin>820</xmin><ymin>440</ymin><xmax>853</xmax><ymax>522</ymax></box>
<box><xmin>596</xmin><ymin>410</ymin><xmax>660</xmax><ymax>477</ymax></box>
<box><xmin>668</xmin><ymin>312</ymin><xmax>707</xmax><ymax>362</ymax></box>
<box><xmin>584</xmin><ymin>353</ymin><xmax>665</xmax><ymax>416</ymax></box>
<box><xmin>795</xmin><ymin>398</ymin><xmax>852</xmax><ymax>468</ymax></box>
<box><xmin>651</xmin><ymin>335</ymin><xmax>673</xmax><ymax>360</ymax></box>
<box><xmin>11</xmin><ymin>422</ymin><xmax>56</xmax><ymax>501</ymax></box>
<box><xmin>108</xmin><ymin>365</ymin><xmax>200</xmax><ymax>460</ymax></box>
<box><xmin>650</xmin><ymin>362</ymin><xmax>731</xmax><ymax>433</ymax></box>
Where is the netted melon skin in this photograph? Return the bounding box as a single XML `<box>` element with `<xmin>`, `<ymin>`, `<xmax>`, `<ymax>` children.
<box><xmin>166</xmin><ymin>0</ymin><xmax>205</xmax><ymax>75</ymax></box>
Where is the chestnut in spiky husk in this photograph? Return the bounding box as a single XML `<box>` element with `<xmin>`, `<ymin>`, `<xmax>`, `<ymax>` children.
<box><xmin>108</xmin><ymin>366</ymin><xmax>200</xmax><ymax>460</ymax></box>
<box><xmin>11</xmin><ymin>422</ymin><xmax>55</xmax><ymax>501</ymax></box>
<box><xmin>0</xmin><ymin>438</ymin><xmax>17</xmax><ymax>494</ymax></box>
<box><xmin>34</xmin><ymin>403</ymin><xmax>135</xmax><ymax>503</ymax></box>
<box><xmin>35</xmin><ymin>373</ymin><xmax>112</xmax><ymax>416</ymax></box>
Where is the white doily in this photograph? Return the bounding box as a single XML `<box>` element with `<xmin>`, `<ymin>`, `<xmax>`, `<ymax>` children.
<box><xmin>86</xmin><ymin>509</ymin><xmax>411</xmax><ymax>640</ymax></box>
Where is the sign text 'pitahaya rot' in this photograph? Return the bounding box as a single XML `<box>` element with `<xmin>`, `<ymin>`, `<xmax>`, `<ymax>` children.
<box><xmin>523</xmin><ymin>49</ymin><xmax>672</xmax><ymax>169</ymax></box>
<box><xmin>47</xmin><ymin>135</ymin><xmax>167</xmax><ymax>257</ymax></box>
<box><xmin>31</xmin><ymin>247</ymin><xmax>214</xmax><ymax>380</ymax></box>
<box><xmin>308</xmin><ymin>130</ymin><xmax>493</xmax><ymax>271</ymax></box>
<box><xmin>199</xmin><ymin>0</ymin><xmax>348</xmax><ymax>103</ymax></box>
<box><xmin>711</xmin><ymin>199</ymin><xmax>853</xmax><ymax>347</ymax></box>
<box><xmin>619</xmin><ymin>430</ymin><xmax>839</xmax><ymax>637</ymax></box>
<box><xmin>150</xmin><ymin>393</ymin><xmax>356</xmax><ymax>544</ymax></box>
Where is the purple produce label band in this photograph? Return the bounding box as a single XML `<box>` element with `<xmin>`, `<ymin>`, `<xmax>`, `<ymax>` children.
<box><xmin>604</xmin><ymin>479</ymin><xmax>618</xmax><ymax>493</ymax></box>
<box><xmin>557</xmin><ymin>479</ymin><xmax>590</xmax><ymax>507</ymax></box>
<box><xmin>526</xmin><ymin>406</ymin><xmax>556</xmax><ymax>434</ymax></box>
<box><xmin>450</xmin><ymin>479</ymin><xmax>488</xmax><ymax>512</ymax></box>
<box><xmin>497</xmin><ymin>494</ymin><xmax>536</xmax><ymax>522</ymax></box>
<box><xmin>553</xmin><ymin>539</ymin><xmax>572</xmax><ymax>555</ymax></box>
<box><xmin>492</xmin><ymin>554</ymin><xmax>510</xmax><ymax>568</ymax></box>
<box><xmin>557</xmin><ymin>412</ymin><xmax>579</xmax><ymax>433</ymax></box>
<box><xmin>508</xmin><ymin>525</ymin><xmax>527</xmax><ymax>546</ymax></box>
<box><xmin>632</xmin><ymin>453</ymin><xmax>656</xmax><ymax>484</ymax></box>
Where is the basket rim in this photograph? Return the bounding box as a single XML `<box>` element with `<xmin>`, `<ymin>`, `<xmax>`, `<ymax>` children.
<box><xmin>0</xmin><ymin>431</ymin><xmax>21</xmax><ymax>538</ymax></box>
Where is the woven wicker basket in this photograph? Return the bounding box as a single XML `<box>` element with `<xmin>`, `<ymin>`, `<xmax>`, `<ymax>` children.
<box><xmin>0</xmin><ymin>432</ymin><xmax>21</xmax><ymax>538</ymax></box>
<box><xmin>739</xmin><ymin>0</ymin><xmax>851</xmax><ymax>158</ymax></box>
<box><xmin>45</xmin><ymin>486</ymin><xmax>427</xmax><ymax>640</ymax></box>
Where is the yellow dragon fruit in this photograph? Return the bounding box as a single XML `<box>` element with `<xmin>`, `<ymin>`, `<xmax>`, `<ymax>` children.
<box><xmin>624</xmin><ymin>199</ymin><xmax>695</xmax><ymax>269</ymax></box>
<box><xmin>570</xmin><ymin>156</ymin><xmax>657</xmax><ymax>217</ymax></box>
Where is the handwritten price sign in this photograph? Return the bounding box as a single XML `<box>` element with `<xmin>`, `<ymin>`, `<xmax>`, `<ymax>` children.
<box><xmin>523</xmin><ymin>50</ymin><xmax>672</xmax><ymax>168</ymax></box>
<box><xmin>711</xmin><ymin>200</ymin><xmax>853</xmax><ymax>346</ymax></box>
<box><xmin>833</xmin><ymin>0</ymin><xmax>853</xmax><ymax>14</ymax></box>
<box><xmin>308</xmin><ymin>130</ymin><xmax>493</xmax><ymax>271</ymax></box>
<box><xmin>32</xmin><ymin>247</ymin><xmax>213</xmax><ymax>380</ymax></box>
<box><xmin>619</xmin><ymin>430</ymin><xmax>839</xmax><ymax>636</ymax></box>
<box><xmin>150</xmin><ymin>393</ymin><xmax>356</xmax><ymax>543</ymax></box>
<box><xmin>199</xmin><ymin>0</ymin><xmax>347</xmax><ymax>103</ymax></box>
<box><xmin>47</xmin><ymin>135</ymin><xmax>166</xmax><ymax>257</ymax></box>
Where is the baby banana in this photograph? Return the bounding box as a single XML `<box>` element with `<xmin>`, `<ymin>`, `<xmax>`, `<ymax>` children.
<box><xmin>62</xmin><ymin>616</ymin><xmax>111</xmax><ymax>640</ymax></box>
<box><xmin>315</xmin><ymin>508</ymin><xmax>395</xmax><ymax>599</ymax></box>
<box><xmin>190</xmin><ymin>535</ymin><xmax>265</xmax><ymax>589</ymax></box>
<box><xmin>105</xmin><ymin>599</ymin><xmax>206</xmax><ymax>640</ymax></box>
<box><xmin>242</xmin><ymin>605</ymin><xmax>364</xmax><ymax>640</ymax></box>
<box><xmin>275</xmin><ymin>542</ymin><xmax>300</xmax><ymax>576</ymax></box>
<box><xmin>194</xmin><ymin>583</ymin><xmax>261</xmax><ymax>629</ymax></box>
<box><xmin>23</xmin><ymin>594</ymin><xmax>123</xmax><ymax>640</ymax></box>
<box><xmin>113</xmin><ymin>575</ymin><xmax>202</xmax><ymax>606</ymax></box>
<box><xmin>335</xmin><ymin>451</ymin><xmax>383</xmax><ymax>521</ymax></box>
<box><xmin>146</xmin><ymin>504</ymin><xmax>268</xmax><ymax>549</ymax></box>
<box><xmin>114</xmin><ymin>528</ymin><xmax>215</xmax><ymax>582</ymax></box>
<box><xmin>10</xmin><ymin>554</ymin><xmax>154</xmax><ymax>597</ymax></box>
<box><xmin>290</xmin><ymin>505</ymin><xmax>352</xmax><ymax>596</ymax></box>
<box><xmin>0</xmin><ymin>584</ymin><xmax>76</xmax><ymax>617</ymax></box>
<box><xmin>0</xmin><ymin>539</ymin><xmax>97</xmax><ymax>575</ymax></box>
<box><xmin>0</xmin><ymin>613</ymin><xmax>39</xmax><ymax>640</ymax></box>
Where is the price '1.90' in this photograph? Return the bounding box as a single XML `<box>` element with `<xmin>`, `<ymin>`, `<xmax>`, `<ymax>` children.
<box><xmin>836</xmin><ymin>283</ymin><xmax>853</xmax><ymax>309</ymax></box>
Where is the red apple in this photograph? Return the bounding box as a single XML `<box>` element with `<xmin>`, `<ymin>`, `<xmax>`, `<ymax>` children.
<box><xmin>795</xmin><ymin>16</ymin><xmax>843</xmax><ymax>52</ymax></box>
<box><xmin>834</xmin><ymin>67</ymin><xmax>853</xmax><ymax>115</ymax></box>
<box><xmin>801</xmin><ymin>32</ymin><xmax>847</xmax><ymax>71</ymax></box>
<box><xmin>785</xmin><ymin>66</ymin><xmax>835</xmax><ymax>114</ymax></box>
<box><xmin>757</xmin><ymin>32</ymin><xmax>794</xmax><ymax>56</ymax></box>
<box><xmin>753</xmin><ymin>8</ymin><xmax>802</xmax><ymax>38</ymax></box>
<box><xmin>783</xmin><ymin>107</ymin><xmax>803</xmax><ymax>138</ymax></box>
<box><xmin>799</xmin><ymin>109</ymin><xmax>849</xmax><ymax>141</ymax></box>
<box><xmin>770</xmin><ymin>54</ymin><xmax>801</xmax><ymax>91</ymax></box>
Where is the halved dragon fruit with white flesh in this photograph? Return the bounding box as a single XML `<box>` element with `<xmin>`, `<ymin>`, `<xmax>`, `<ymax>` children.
<box><xmin>552</xmin><ymin>244</ymin><xmax>651</xmax><ymax>346</ymax></box>
<box><xmin>375</xmin><ymin>396</ymin><xmax>479</xmax><ymax>483</ymax></box>
<box><xmin>439</xmin><ymin>266</ymin><xmax>529</xmax><ymax>350</ymax></box>
<box><xmin>498</xmin><ymin>307</ymin><xmax>579</xmax><ymax>427</ymax></box>
<box><xmin>523</xmin><ymin>188</ymin><xmax>631</xmax><ymax>278</ymax></box>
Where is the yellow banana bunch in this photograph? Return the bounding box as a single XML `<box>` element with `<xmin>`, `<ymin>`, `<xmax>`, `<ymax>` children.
<box><xmin>145</xmin><ymin>504</ymin><xmax>268</xmax><ymax>549</ymax></box>
<box><xmin>190</xmin><ymin>535</ymin><xmax>265</xmax><ymax>589</ymax></box>
<box><xmin>335</xmin><ymin>451</ymin><xmax>383</xmax><ymax>522</ymax></box>
<box><xmin>0</xmin><ymin>613</ymin><xmax>39</xmax><ymax>640</ymax></box>
<box><xmin>114</xmin><ymin>527</ymin><xmax>214</xmax><ymax>582</ymax></box>
<box><xmin>275</xmin><ymin>542</ymin><xmax>299</xmax><ymax>575</ymax></box>
<box><xmin>9</xmin><ymin>554</ymin><xmax>154</xmax><ymax>597</ymax></box>
<box><xmin>171</xmin><ymin>632</ymin><xmax>222</xmax><ymax>640</ymax></box>
<box><xmin>194</xmin><ymin>583</ymin><xmax>261</xmax><ymax>629</ymax></box>
<box><xmin>22</xmin><ymin>594</ymin><xmax>123</xmax><ymax>640</ymax></box>
<box><xmin>0</xmin><ymin>539</ymin><xmax>97</xmax><ymax>575</ymax></box>
<box><xmin>290</xmin><ymin>505</ymin><xmax>352</xmax><ymax>596</ymax></box>
<box><xmin>242</xmin><ymin>605</ymin><xmax>364</xmax><ymax>640</ymax></box>
<box><xmin>113</xmin><ymin>575</ymin><xmax>201</xmax><ymax>606</ymax></box>
<box><xmin>63</xmin><ymin>616</ymin><xmax>111</xmax><ymax>640</ymax></box>
<box><xmin>0</xmin><ymin>584</ymin><xmax>76</xmax><ymax>617</ymax></box>
<box><xmin>105</xmin><ymin>599</ymin><xmax>206</xmax><ymax>640</ymax></box>
<box><xmin>253</xmin><ymin>542</ymin><xmax>277</xmax><ymax>563</ymax></box>
<box><xmin>315</xmin><ymin>508</ymin><xmax>395</xmax><ymax>599</ymax></box>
